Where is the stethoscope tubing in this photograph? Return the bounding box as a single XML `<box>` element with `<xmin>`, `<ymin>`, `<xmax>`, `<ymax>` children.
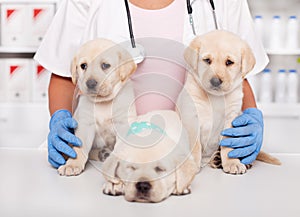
<box><xmin>187</xmin><ymin>0</ymin><xmax>196</xmax><ymax>35</ymax></box>
<box><xmin>124</xmin><ymin>0</ymin><xmax>136</xmax><ymax>48</ymax></box>
<box><xmin>124</xmin><ymin>0</ymin><xmax>218</xmax><ymax>55</ymax></box>
<box><xmin>209</xmin><ymin>0</ymin><xmax>218</xmax><ymax>29</ymax></box>
<box><xmin>187</xmin><ymin>0</ymin><xmax>218</xmax><ymax>35</ymax></box>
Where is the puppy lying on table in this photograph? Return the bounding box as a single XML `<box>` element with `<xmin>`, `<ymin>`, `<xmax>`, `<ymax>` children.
<box><xmin>58</xmin><ymin>38</ymin><xmax>137</xmax><ymax>176</ymax></box>
<box><xmin>101</xmin><ymin>110</ymin><xmax>199</xmax><ymax>203</ymax></box>
<box><xmin>177</xmin><ymin>30</ymin><xmax>280</xmax><ymax>175</ymax></box>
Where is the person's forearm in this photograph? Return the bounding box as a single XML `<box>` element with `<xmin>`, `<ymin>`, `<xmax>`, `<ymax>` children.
<box><xmin>242</xmin><ymin>79</ymin><xmax>257</xmax><ymax>110</ymax></box>
<box><xmin>48</xmin><ymin>74</ymin><xmax>76</xmax><ymax>115</ymax></box>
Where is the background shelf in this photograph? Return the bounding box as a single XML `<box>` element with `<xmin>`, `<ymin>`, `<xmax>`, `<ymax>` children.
<box><xmin>0</xmin><ymin>0</ymin><xmax>59</xmax><ymax>3</ymax></box>
<box><xmin>0</xmin><ymin>46</ymin><xmax>37</xmax><ymax>53</ymax></box>
<box><xmin>258</xmin><ymin>103</ymin><xmax>300</xmax><ymax>118</ymax></box>
<box><xmin>266</xmin><ymin>49</ymin><xmax>300</xmax><ymax>55</ymax></box>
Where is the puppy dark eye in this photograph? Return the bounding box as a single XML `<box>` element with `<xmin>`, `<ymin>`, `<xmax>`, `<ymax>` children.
<box><xmin>154</xmin><ymin>166</ymin><xmax>166</xmax><ymax>173</ymax></box>
<box><xmin>101</xmin><ymin>62</ymin><xmax>111</xmax><ymax>70</ymax></box>
<box><xmin>226</xmin><ymin>60</ymin><xmax>234</xmax><ymax>66</ymax></box>
<box><xmin>80</xmin><ymin>63</ymin><xmax>87</xmax><ymax>70</ymax></box>
<box><xmin>203</xmin><ymin>58</ymin><xmax>212</xmax><ymax>65</ymax></box>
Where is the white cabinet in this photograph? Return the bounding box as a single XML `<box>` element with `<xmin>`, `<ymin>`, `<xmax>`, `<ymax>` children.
<box><xmin>0</xmin><ymin>0</ymin><xmax>59</xmax><ymax>147</ymax></box>
<box><xmin>248</xmin><ymin>0</ymin><xmax>300</xmax><ymax>153</ymax></box>
<box><xmin>0</xmin><ymin>0</ymin><xmax>59</xmax><ymax>51</ymax></box>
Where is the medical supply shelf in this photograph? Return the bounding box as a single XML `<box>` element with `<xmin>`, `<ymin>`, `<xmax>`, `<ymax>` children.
<box><xmin>0</xmin><ymin>0</ymin><xmax>59</xmax><ymax>148</ymax></box>
<box><xmin>0</xmin><ymin>0</ymin><xmax>59</xmax><ymax>3</ymax></box>
<box><xmin>0</xmin><ymin>0</ymin><xmax>60</xmax><ymax>55</ymax></box>
<box><xmin>247</xmin><ymin>0</ymin><xmax>300</xmax><ymax>159</ymax></box>
<box><xmin>0</xmin><ymin>0</ymin><xmax>60</xmax><ymax>52</ymax></box>
<box><xmin>254</xmin><ymin>47</ymin><xmax>300</xmax><ymax>117</ymax></box>
<box><xmin>259</xmin><ymin>47</ymin><xmax>300</xmax><ymax>116</ymax></box>
<box><xmin>260</xmin><ymin>50</ymin><xmax>300</xmax><ymax>116</ymax></box>
<box><xmin>258</xmin><ymin>103</ymin><xmax>300</xmax><ymax>118</ymax></box>
<box><xmin>0</xmin><ymin>46</ymin><xmax>37</xmax><ymax>53</ymax></box>
<box><xmin>266</xmin><ymin>49</ymin><xmax>300</xmax><ymax>55</ymax></box>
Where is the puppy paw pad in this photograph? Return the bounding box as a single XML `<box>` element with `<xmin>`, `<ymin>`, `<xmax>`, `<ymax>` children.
<box><xmin>57</xmin><ymin>165</ymin><xmax>83</xmax><ymax>176</ymax></box>
<box><xmin>102</xmin><ymin>182</ymin><xmax>123</xmax><ymax>196</ymax></box>
<box><xmin>172</xmin><ymin>186</ymin><xmax>191</xmax><ymax>195</ymax></box>
<box><xmin>222</xmin><ymin>162</ymin><xmax>247</xmax><ymax>175</ymax></box>
<box><xmin>182</xmin><ymin>187</ymin><xmax>191</xmax><ymax>195</ymax></box>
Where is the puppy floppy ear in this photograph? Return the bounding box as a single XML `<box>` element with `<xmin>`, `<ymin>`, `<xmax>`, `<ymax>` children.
<box><xmin>101</xmin><ymin>154</ymin><xmax>121</xmax><ymax>184</ymax></box>
<box><xmin>184</xmin><ymin>36</ymin><xmax>202</xmax><ymax>72</ymax></box>
<box><xmin>241</xmin><ymin>42</ymin><xmax>256</xmax><ymax>78</ymax></box>
<box><xmin>71</xmin><ymin>56</ymin><xmax>79</xmax><ymax>84</ymax></box>
<box><xmin>118</xmin><ymin>51</ymin><xmax>137</xmax><ymax>82</ymax></box>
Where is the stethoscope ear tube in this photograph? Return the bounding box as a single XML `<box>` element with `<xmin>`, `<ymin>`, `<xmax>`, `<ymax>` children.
<box><xmin>187</xmin><ymin>0</ymin><xmax>218</xmax><ymax>35</ymax></box>
<box><xmin>124</xmin><ymin>0</ymin><xmax>145</xmax><ymax>64</ymax></box>
<box><xmin>124</xmin><ymin>0</ymin><xmax>136</xmax><ymax>48</ymax></box>
<box><xmin>212</xmin><ymin>10</ymin><xmax>218</xmax><ymax>30</ymax></box>
<box><xmin>210</xmin><ymin>0</ymin><xmax>218</xmax><ymax>30</ymax></box>
<box><xmin>187</xmin><ymin>0</ymin><xmax>193</xmax><ymax>14</ymax></box>
<box><xmin>187</xmin><ymin>0</ymin><xmax>196</xmax><ymax>35</ymax></box>
<box><xmin>209</xmin><ymin>0</ymin><xmax>215</xmax><ymax>10</ymax></box>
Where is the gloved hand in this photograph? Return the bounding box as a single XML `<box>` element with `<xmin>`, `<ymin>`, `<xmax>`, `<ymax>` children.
<box><xmin>47</xmin><ymin>109</ymin><xmax>82</xmax><ymax>168</ymax></box>
<box><xmin>220</xmin><ymin>108</ymin><xmax>264</xmax><ymax>165</ymax></box>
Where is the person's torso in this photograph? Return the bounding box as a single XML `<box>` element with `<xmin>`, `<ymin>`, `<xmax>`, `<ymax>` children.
<box><xmin>78</xmin><ymin>0</ymin><xmax>235</xmax><ymax>114</ymax></box>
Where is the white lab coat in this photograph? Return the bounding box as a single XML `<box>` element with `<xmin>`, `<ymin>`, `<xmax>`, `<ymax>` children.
<box><xmin>34</xmin><ymin>0</ymin><xmax>268</xmax><ymax>77</ymax></box>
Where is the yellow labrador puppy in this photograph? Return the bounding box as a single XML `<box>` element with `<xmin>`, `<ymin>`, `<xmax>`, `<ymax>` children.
<box><xmin>178</xmin><ymin>30</ymin><xmax>280</xmax><ymax>175</ymax></box>
<box><xmin>58</xmin><ymin>38</ymin><xmax>137</xmax><ymax>176</ymax></box>
<box><xmin>101</xmin><ymin>110</ymin><xmax>198</xmax><ymax>203</ymax></box>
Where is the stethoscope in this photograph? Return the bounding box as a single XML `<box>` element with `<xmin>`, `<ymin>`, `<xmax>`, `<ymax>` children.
<box><xmin>124</xmin><ymin>0</ymin><xmax>218</xmax><ymax>64</ymax></box>
<box><xmin>187</xmin><ymin>0</ymin><xmax>218</xmax><ymax>35</ymax></box>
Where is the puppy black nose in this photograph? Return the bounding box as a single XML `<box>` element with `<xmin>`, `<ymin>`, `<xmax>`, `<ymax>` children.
<box><xmin>86</xmin><ymin>79</ymin><xmax>98</xmax><ymax>89</ymax></box>
<box><xmin>136</xmin><ymin>181</ymin><xmax>151</xmax><ymax>194</ymax></box>
<box><xmin>210</xmin><ymin>77</ymin><xmax>223</xmax><ymax>87</ymax></box>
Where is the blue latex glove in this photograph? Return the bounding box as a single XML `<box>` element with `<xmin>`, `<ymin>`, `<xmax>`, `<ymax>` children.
<box><xmin>220</xmin><ymin>108</ymin><xmax>264</xmax><ymax>165</ymax></box>
<box><xmin>47</xmin><ymin>109</ymin><xmax>82</xmax><ymax>168</ymax></box>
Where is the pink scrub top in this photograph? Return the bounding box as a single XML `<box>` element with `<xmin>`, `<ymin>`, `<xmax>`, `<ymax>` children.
<box><xmin>128</xmin><ymin>1</ymin><xmax>187</xmax><ymax>115</ymax></box>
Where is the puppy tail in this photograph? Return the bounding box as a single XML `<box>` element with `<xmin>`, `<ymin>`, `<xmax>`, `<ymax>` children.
<box><xmin>256</xmin><ymin>151</ymin><xmax>281</xmax><ymax>165</ymax></box>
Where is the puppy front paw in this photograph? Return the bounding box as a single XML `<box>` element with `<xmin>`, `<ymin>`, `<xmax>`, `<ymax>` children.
<box><xmin>103</xmin><ymin>182</ymin><xmax>124</xmax><ymax>196</ymax></box>
<box><xmin>57</xmin><ymin>162</ymin><xmax>84</xmax><ymax>176</ymax></box>
<box><xmin>172</xmin><ymin>186</ymin><xmax>191</xmax><ymax>196</ymax></box>
<box><xmin>222</xmin><ymin>159</ymin><xmax>247</xmax><ymax>175</ymax></box>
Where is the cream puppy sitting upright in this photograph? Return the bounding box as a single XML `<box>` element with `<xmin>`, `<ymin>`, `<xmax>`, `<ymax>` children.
<box><xmin>58</xmin><ymin>38</ymin><xmax>137</xmax><ymax>176</ymax></box>
<box><xmin>178</xmin><ymin>30</ymin><xmax>280</xmax><ymax>175</ymax></box>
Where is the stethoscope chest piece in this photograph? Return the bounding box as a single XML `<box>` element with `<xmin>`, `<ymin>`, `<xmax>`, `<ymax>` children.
<box><xmin>126</xmin><ymin>43</ymin><xmax>145</xmax><ymax>64</ymax></box>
